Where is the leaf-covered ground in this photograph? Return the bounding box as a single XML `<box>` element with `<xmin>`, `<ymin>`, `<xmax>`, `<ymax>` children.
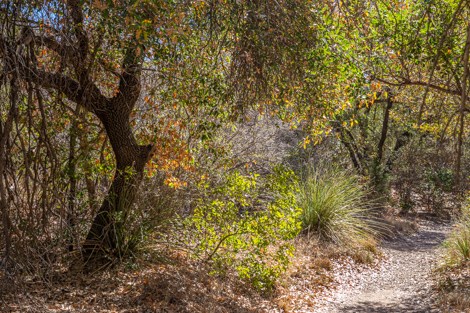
<box><xmin>1</xmin><ymin>253</ymin><xmax>281</xmax><ymax>313</ymax></box>
<box><xmin>0</xmin><ymin>241</ymin><xmax>360</xmax><ymax>312</ymax></box>
<box><xmin>2</xmin><ymin>218</ymin><xmax>467</xmax><ymax>313</ymax></box>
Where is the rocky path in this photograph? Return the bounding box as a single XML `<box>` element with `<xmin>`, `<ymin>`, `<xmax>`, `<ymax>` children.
<box><xmin>315</xmin><ymin>220</ymin><xmax>451</xmax><ymax>313</ymax></box>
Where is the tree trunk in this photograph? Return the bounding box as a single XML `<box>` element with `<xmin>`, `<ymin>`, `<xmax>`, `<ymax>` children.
<box><xmin>83</xmin><ymin>106</ymin><xmax>153</xmax><ymax>258</ymax></box>
<box><xmin>333</xmin><ymin>121</ymin><xmax>364</xmax><ymax>174</ymax></box>
<box><xmin>455</xmin><ymin>23</ymin><xmax>470</xmax><ymax>191</ymax></box>
<box><xmin>377</xmin><ymin>95</ymin><xmax>393</xmax><ymax>164</ymax></box>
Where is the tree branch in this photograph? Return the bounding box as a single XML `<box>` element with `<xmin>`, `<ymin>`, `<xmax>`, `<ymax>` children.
<box><xmin>66</xmin><ymin>0</ymin><xmax>89</xmax><ymax>62</ymax></box>
<box><xmin>112</xmin><ymin>44</ymin><xmax>143</xmax><ymax>110</ymax></box>
<box><xmin>32</xmin><ymin>34</ymin><xmax>78</xmax><ymax>65</ymax></box>
<box><xmin>0</xmin><ymin>35</ymin><xmax>108</xmax><ymax>114</ymax></box>
<box><xmin>374</xmin><ymin>76</ymin><xmax>470</xmax><ymax>114</ymax></box>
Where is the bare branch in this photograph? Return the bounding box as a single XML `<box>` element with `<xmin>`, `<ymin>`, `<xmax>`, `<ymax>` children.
<box><xmin>374</xmin><ymin>76</ymin><xmax>470</xmax><ymax>113</ymax></box>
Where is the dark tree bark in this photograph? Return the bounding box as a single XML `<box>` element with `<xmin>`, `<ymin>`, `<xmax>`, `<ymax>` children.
<box><xmin>83</xmin><ymin>104</ymin><xmax>155</xmax><ymax>256</ymax></box>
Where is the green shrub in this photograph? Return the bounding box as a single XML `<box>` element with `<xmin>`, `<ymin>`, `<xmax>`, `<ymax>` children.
<box><xmin>297</xmin><ymin>167</ymin><xmax>378</xmax><ymax>245</ymax></box>
<box><xmin>444</xmin><ymin>204</ymin><xmax>470</xmax><ymax>265</ymax></box>
<box><xmin>186</xmin><ymin>166</ymin><xmax>301</xmax><ymax>291</ymax></box>
<box><xmin>426</xmin><ymin>168</ymin><xmax>454</xmax><ymax>193</ymax></box>
<box><xmin>370</xmin><ymin>159</ymin><xmax>390</xmax><ymax>196</ymax></box>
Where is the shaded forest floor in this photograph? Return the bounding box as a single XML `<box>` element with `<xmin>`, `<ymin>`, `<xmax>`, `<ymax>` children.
<box><xmin>1</xmin><ymin>216</ymin><xmax>468</xmax><ymax>313</ymax></box>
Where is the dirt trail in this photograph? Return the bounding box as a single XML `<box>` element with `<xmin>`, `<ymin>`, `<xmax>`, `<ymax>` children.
<box><xmin>315</xmin><ymin>220</ymin><xmax>451</xmax><ymax>313</ymax></box>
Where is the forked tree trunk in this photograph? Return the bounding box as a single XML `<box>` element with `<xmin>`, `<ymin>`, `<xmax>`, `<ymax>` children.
<box><xmin>83</xmin><ymin>106</ymin><xmax>153</xmax><ymax>257</ymax></box>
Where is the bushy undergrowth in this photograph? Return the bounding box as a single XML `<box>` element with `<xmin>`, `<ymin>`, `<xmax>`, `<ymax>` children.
<box><xmin>297</xmin><ymin>168</ymin><xmax>378</xmax><ymax>246</ymax></box>
<box><xmin>443</xmin><ymin>203</ymin><xmax>470</xmax><ymax>265</ymax></box>
<box><xmin>185</xmin><ymin>166</ymin><xmax>301</xmax><ymax>291</ymax></box>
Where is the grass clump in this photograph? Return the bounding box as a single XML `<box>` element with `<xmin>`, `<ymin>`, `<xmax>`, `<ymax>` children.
<box><xmin>297</xmin><ymin>167</ymin><xmax>378</xmax><ymax>246</ymax></box>
<box><xmin>437</xmin><ymin>203</ymin><xmax>470</xmax><ymax>312</ymax></box>
<box><xmin>443</xmin><ymin>204</ymin><xmax>470</xmax><ymax>265</ymax></box>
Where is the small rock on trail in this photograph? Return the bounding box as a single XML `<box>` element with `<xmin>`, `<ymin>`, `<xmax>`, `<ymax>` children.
<box><xmin>314</xmin><ymin>219</ymin><xmax>451</xmax><ymax>313</ymax></box>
